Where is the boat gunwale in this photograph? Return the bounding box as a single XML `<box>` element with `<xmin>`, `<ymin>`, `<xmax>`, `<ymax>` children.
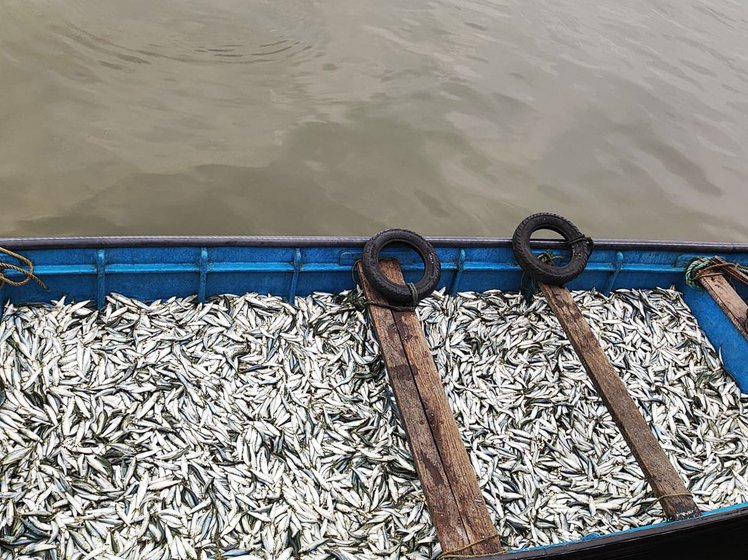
<box><xmin>489</xmin><ymin>503</ymin><xmax>748</xmax><ymax>559</ymax></box>
<box><xmin>0</xmin><ymin>235</ymin><xmax>747</xmax><ymax>252</ymax></box>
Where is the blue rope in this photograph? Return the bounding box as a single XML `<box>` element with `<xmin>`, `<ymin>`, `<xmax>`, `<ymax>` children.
<box><xmin>685</xmin><ymin>256</ymin><xmax>748</xmax><ymax>290</ymax></box>
<box><xmin>684</xmin><ymin>257</ymin><xmax>713</xmax><ymax>290</ymax></box>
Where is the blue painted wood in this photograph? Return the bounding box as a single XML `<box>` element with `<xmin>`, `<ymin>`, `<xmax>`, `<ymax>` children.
<box><xmin>198</xmin><ymin>247</ymin><xmax>208</xmax><ymax>303</ymax></box>
<box><xmin>289</xmin><ymin>248</ymin><xmax>302</xmax><ymax>304</ymax></box>
<box><xmin>1</xmin><ymin>245</ymin><xmax>746</xmax><ymax>301</ymax></box>
<box><xmin>450</xmin><ymin>249</ymin><xmax>466</xmax><ymax>295</ymax></box>
<box><xmin>603</xmin><ymin>252</ymin><xmax>625</xmax><ymax>294</ymax></box>
<box><xmin>96</xmin><ymin>249</ymin><xmax>106</xmax><ymax>309</ymax></box>
<box><xmin>682</xmin><ymin>286</ymin><xmax>748</xmax><ymax>393</ymax></box>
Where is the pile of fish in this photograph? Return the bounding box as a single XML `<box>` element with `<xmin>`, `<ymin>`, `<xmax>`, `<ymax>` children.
<box><xmin>419</xmin><ymin>288</ymin><xmax>748</xmax><ymax>548</ymax></box>
<box><xmin>0</xmin><ymin>287</ymin><xmax>746</xmax><ymax>559</ymax></box>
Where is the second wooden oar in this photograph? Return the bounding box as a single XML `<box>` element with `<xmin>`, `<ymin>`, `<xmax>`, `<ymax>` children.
<box><xmin>540</xmin><ymin>282</ymin><xmax>701</xmax><ymax>520</ymax></box>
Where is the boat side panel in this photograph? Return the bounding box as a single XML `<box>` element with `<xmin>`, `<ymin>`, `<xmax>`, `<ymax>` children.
<box><xmin>1</xmin><ymin>245</ymin><xmax>747</xmax><ymax>305</ymax></box>
<box><xmin>682</xmin><ymin>287</ymin><xmax>748</xmax><ymax>393</ymax></box>
<box><xmin>494</xmin><ymin>504</ymin><xmax>748</xmax><ymax>560</ymax></box>
<box><xmin>2</xmin><ymin>243</ymin><xmax>745</xmax><ymax>392</ymax></box>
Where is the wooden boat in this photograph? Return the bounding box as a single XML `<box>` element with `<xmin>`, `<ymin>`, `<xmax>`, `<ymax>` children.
<box><xmin>0</xmin><ymin>232</ymin><xmax>747</xmax><ymax>558</ymax></box>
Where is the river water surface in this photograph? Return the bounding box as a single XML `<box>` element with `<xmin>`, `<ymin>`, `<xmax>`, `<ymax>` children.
<box><xmin>1</xmin><ymin>0</ymin><xmax>747</xmax><ymax>240</ymax></box>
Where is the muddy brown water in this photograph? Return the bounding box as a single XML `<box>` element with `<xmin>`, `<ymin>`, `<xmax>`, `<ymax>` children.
<box><xmin>1</xmin><ymin>0</ymin><xmax>747</xmax><ymax>241</ymax></box>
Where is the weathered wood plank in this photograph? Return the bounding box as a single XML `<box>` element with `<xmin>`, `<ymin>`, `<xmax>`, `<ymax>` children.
<box><xmin>383</xmin><ymin>261</ymin><xmax>503</xmax><ymax>555</ymax></box>
<box><xmin>700</xmin><ymin>273</ymin><xmax>748</xmax><ymax>340</ymax></box>
<box><xmin>359</xmin><ymin>261</ymin><xmax>502</xmax><ymax>554</ymax></box>
<box><xmin>540</xmin><ymin>282</ymin><xmax>701</xmax><ymax>521</ymax></box>
<box><xmin>357</xmin><ymin>262</ymin><xmax>472</xmax><ymax>552</ymax></box>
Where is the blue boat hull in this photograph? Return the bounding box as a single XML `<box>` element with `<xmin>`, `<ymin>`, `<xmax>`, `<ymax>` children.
<box><xmin>1</xmin><ymin>235</ymin><xmax>747</xmax><ymax>558</ymax></box>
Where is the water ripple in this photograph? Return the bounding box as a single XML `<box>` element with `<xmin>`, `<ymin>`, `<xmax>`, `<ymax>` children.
<box><xmin>38</xmin><ymin>0</ymin><xmax>326</xmax><ymax>67</ymax></box>
<box><xmin>0</xmin><ymin>0</ymin><xmax>747</xmax><ymax>240</ymax></box>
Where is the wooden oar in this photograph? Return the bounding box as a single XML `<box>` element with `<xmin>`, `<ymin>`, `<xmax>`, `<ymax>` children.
<box><xmin>358</xmin><ymin>259</ymin><xmax>503</xmax><ymax>556</ymax></box>
<box><xmin>698</xmin><ymin>271</ymin><xmax>748</xmax><ymax>340</ymax></box>
<box><xmin>539</xmin><ymin>282</ymin><xmax>701</xmax><ymax>520</ymax></box>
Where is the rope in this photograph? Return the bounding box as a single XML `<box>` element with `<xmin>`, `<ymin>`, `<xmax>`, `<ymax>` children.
<box><xmin>436</xmin><ymin>533</ymin><xmax>504</xmax><ymax>559</ymax></box>
<box><xmin>350</xmin><ymin>259</ymin><xmax>418</xmax><ymax>312</ymax></box>
<box><xmin>351</xmin><ymin>258</ymin><xmax>363</xmax><ymax>289</ymax></box>
<box><xmin>360</xmin><ymin>300</ymin><xmax>417</xmax><ymax>312</ymax></box>
<box><xmin>538</xmin><ymin>250</ymin><xmax>563</xmax><ymax>265</ymax></box>
<box><xmin>565</xmin><ymin>234</ymin><xmax>594</xmax><ymax>250</ymax></box>
<box><xmin>536</xmin><ymin>236</ymin><xmax>593</xmax><ymax>268</ymax></box>
<box><xmin>0</xmin><ymin>247</ymin><xmax>47</xmax><ymax>290</ymax></box>
<box><xmin>654</xmin><ymin>492</ymin><xmax>693</xmax><ymax>502</ymax></box>
<box><xmin>407</xmin><ymin>281</ymin><xmax>418</xmax><ymax>308</ymax></box>
<box><xmin>650</xmin><ymin>492</ymin><xmax>694</xmax><ymax>509</ymax></box>
<box><xmin>685</xmin><ymin>256</ymin><xmax>748</xmax><ymax>290</ymax></box>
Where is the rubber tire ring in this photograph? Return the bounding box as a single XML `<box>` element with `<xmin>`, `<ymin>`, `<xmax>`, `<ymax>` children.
<box><xmin>362</xmin><ymin>229</ymin><xmax>441</xmax><ymax>305</ymax></box>
<box><xmin>511</xmin><ymin>213</ymin><xmax>592</xmax><ymax>285</ymax></box>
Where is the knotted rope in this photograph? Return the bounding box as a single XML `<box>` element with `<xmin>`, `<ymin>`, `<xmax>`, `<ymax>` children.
<box><xmin>350</xmin><ymin>259</ymin><xmax>418</xmax><ymax>312</ymax></box>
<box><xmin>0</xmin><ymin>247</ymin><xmax>47</xmax><ymax>290</ymax></box>
<box><xmin>435</xmin><ymin>532</ymin><xmax>504</xmax><ymax>559</ymax></box>
<box><xmin>685</xmin><ymin>256</ymin><xmax>748</xmax><ymax>290</ymax></box>
<box><xmin>520</xmin><ymin>250</ymin><xmax>561</xmax><ymax>298</ymax></box>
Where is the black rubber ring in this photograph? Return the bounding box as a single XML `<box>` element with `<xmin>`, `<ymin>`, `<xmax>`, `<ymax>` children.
<box><xmin>361</xmin><ymin>229</ymin><xmax>441</xmax><ymax>305</ymax></box>
<box><xmin>511</xmin><ymin>213</ymin><xmax>592</xmax><ymax>285</ymax></box>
